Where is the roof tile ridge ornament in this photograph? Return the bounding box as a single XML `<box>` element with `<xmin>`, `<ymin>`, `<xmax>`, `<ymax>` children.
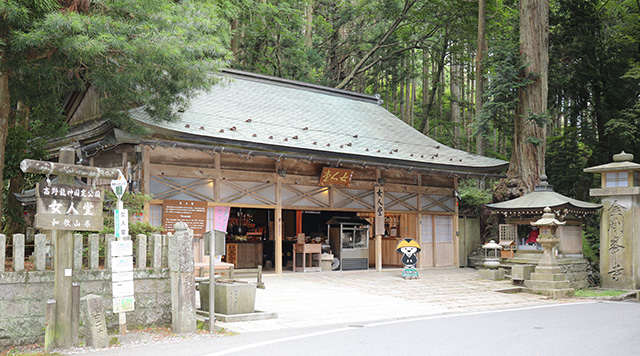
<box><xmin>534</xmin><ymin>174</ymin><xmax>554</xmax><ymax>192</ymax></box>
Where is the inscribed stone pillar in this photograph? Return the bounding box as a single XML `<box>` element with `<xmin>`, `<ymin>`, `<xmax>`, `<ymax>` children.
<box><xmin>79</xmin><ymin>294</ymin><xmax>108</xmax><ymax>349</ymax></box>
<box><xmin>599</xmin><ymin>197</ymin><xmax>639</xmax><ymax>289</ymax></box>
<box><xmin>169</xmin><ymin>222</ymin><xmax>196</xmax><ymax>333</ymax></box>
<box><xmin>585</xmin><ymin>152</ymin><xmax>640</xmax><ymax>289</ymax></box>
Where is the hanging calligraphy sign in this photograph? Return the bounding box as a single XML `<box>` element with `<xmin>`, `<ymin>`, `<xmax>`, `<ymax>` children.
<box><xmin>319</xmin><ymin>167</ymin><xmax>354</xmax><ymax>187</ymax></box>
<box><xmin>35</xmin><ymin>182</ymin><xmax>104</xmax><ymax>231</ymax></box>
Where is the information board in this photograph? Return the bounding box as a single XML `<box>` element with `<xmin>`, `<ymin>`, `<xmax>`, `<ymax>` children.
<box><xmin>162</xmin><ymin>200</ymin><xmax>207</xmax><ymax>237</ymax></box>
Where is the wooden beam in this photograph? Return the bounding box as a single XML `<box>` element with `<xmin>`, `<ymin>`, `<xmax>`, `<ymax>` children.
<box><xmin>275</xmin><ymin>162</ymin><xmax>283</xmax><ymax>276</ymax></box>
<box><xmin>20</xmin><ymin>158</ymin><xmax>120</xmax><ymax>179</ymax></box>
<box><xmin>54</xmin><ymin>148</ymin><xmax>75</xmax><ymax>349</ymax></box>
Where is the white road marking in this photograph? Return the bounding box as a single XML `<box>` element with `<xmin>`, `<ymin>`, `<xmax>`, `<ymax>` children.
<box><xmin>203</xmin><ymin>301</ymin><xmax>598</xmax><ymax>355</ymax></box>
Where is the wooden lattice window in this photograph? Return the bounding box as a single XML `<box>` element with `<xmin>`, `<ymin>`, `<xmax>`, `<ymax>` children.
<box><xmin>499</xmin><ymin>224</ymin><xmax>517</xmax><ymax>245</ymax></box>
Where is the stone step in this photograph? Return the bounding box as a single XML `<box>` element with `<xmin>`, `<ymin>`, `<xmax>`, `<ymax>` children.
<box><xmin>524</xmin><ymin>279</ymin><xmax>571</xmax><ymax>290</ymax></box>
<box><xmin>529</xmin><ymin>272</ymin><xmax>570</xmax><ymax>282</ymax></box>
<box><xmin>523</xmin><ymin>287</ymin><xmax>574</xmax><ymax>298</ymax></box>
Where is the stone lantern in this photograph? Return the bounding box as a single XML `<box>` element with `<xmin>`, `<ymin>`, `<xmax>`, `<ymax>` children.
<box><xmin>530</xmin><ymin>207</ymin><xmax>565</xmax><ymax>268</ymax></box>
<box><xmin>482</xmin><ymin>240</ymin><xmax>502</xmax><ymax>268</ymax></box>
<box><xmin>524</xmin><ymin>207</ymin><xmax>574</xmax><ymax>297</ymax></box>
<box><xmin>479</xmin><ymin>240</ymin><xmax>504</xmax><ymax>280</ymax></box>
<box><xmin>584</xmin><ymin>151</ymin><xmax>640</xmax><ymax>289</ymax></box>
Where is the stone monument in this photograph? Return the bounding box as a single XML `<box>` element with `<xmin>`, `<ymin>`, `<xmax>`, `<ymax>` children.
<box><xmin>585</xmin><ymin>151</ymin><xmax>640</xmax><ymax>289</ymax></box>
<box><xmin>79</xmin><ymin>294</ymin><xmax>108</xmax><ymax>349</ymax></box>
<box><xmin>169</xmin><ymin>222</ymin><xmax>197</xmax><ymax>333</ymax></box>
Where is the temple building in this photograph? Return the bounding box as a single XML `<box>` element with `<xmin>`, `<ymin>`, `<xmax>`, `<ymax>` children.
<box><xmin>46</xmin><ymin>69</ymin><xmax>508</xmax><ymax>274</ymax></box>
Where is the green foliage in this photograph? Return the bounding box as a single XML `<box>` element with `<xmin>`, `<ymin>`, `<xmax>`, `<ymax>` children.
<box><xmin>574</xmin><ymin>289</ymin><xmax>625</xmax><ymax>298</ymax></box>
<box><xmin>546</xmin><ymin>127</ymin><xmax>594</xmax><ymax>200</ymax></box>
<box><xmin>458</xmin><ymin>179</ymin><xmax>492</xmax><ymax>215</ymax></box>
<box><xmin>101</xmin><ymin>191</ymin><xmax>161</xmax><ymax>235</ymax></box>
<box><xmin>129</xmin><ymin>222</ymin><xmax>164</xmax><ymax>237</ymax></box>
<box><xmin>473</xmin><ymin>43</ymin><xmax>535</xmax><ymax>142</ymax></box>
<box><xmin>3</xmin><ymin>0</ymin><xmax>230</xmax><ymax>144</ymax></box>
<box><xmin>582</xmin><ymin>214</ymin><xmax>600</xmax><ymax>266</ymax></box>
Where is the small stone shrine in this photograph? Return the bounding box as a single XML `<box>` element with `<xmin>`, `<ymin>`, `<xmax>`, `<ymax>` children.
<box><xmin>584</xmin><ymin>151</ymin><xmax>640</xmax><ymax>289</ymax></box>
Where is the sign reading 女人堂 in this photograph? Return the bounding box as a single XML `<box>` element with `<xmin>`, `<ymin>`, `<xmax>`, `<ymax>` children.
<box><xmin>35</xmin><ymin>182</ymin><xmax>104</xmax><ymax>231</ymax></box>
<box><xmin>319</xmin><ymin>167</ymin><xmax>354</xmax><ymax>187</ymax></box>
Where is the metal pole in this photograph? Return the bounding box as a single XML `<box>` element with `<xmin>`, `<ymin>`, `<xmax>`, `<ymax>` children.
<box><xmin>208</xmin><ymin>234</ymin><xmax>216</xmax><ymax>332</ymax></box>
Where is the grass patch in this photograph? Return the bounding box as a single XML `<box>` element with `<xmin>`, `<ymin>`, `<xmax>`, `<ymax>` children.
<box><xmin>574</xmin><ymin>289</ymin><xmax>627</xmax><ymax>298</ymax></box>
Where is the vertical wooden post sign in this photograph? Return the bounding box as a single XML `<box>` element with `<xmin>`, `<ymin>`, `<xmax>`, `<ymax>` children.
<box><xmin>374</xmin><ymin>185</ymin><xmax>384</xmax><ymax>272</ymax></box>
<box><xmin>21</xmin><ymin>148</ymin><xmax>120</xmax><ymax>350</ymax></box>
<box><xmin>110</xmin><ymin>171</ymin><xmax>131</xmax><ymax>334</ymax></box>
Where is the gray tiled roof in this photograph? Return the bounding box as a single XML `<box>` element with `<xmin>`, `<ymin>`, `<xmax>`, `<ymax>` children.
<box><xmin>486</xmin><ymin>179</ymin><xmax>601</xmax><ymax>213</ymax></box>
<box><xmin>129</xmin><ymin>69</ymin><xmax>508</xmax><ymax>173</ymax></box>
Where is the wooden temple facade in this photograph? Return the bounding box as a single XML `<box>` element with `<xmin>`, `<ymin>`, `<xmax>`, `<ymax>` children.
<box><xmin>49</xmin><ymin>69</ymin><xmax>508</xmax><ymax>274</ymax></box>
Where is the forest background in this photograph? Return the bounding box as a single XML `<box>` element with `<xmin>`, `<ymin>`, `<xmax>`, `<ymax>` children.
<box><xmin>1</xmin><ymin>0</ymin><xmax>640</xmax><ymax>270</ymax></box>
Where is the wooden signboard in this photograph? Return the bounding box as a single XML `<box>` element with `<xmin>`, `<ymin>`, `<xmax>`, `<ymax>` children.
<box><xmin>375</xmin><ymin>185</ymin><xmax>385</xmax><ymax>236</ymax></box>
<box><xmin>163</xmin><ymin>200</ymin><xmax>207</xmax><ymax>237</ymax></box>
<box><xmin>35</xmin><ymin>183</ymin><xmax>104</xmax><ymax>231</ymax></box>
<box><xmin>319</xmin><ymin>167</ymin><xmax>354</xmax><ymax>187</ymax></box>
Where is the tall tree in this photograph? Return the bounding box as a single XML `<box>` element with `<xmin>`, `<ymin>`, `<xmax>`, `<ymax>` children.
<box><xmin>475</xmin><ymin>0</ymin><xmax>487</xmax><ymax>155</ymax></box>
<box><xmin>0</xmin><ymin>0</ymin><xmax>229</xmax><ymax>230</ymax></box>
<box><xmin>505</xmin><ymin>0</ymin><xmax>549</xmax><ymax>195</ymax></box>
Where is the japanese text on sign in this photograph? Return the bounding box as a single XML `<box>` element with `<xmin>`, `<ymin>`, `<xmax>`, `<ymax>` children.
<box><xmin>35</xmin><ymin>182</ymin><xmax>104</xmax><ymax>231</ymax></box>
<box><xmin>163</xmin><ymin>200</ymin><xmax>207</xmax><ymax>237</ymax></box>
<box><xmin>319</xmin><ymin>167</ymin><xmax>354</xmax><ymax>187</ymax></box>
<box><xmin>114</xmin><ymin>209</ymin><xmax>129</xmax><ymax>238</ymax></box>
<box><xmin>375</xmin><ymin>185</ymin><xmax>385</xmax><ymax>235</ymax></box>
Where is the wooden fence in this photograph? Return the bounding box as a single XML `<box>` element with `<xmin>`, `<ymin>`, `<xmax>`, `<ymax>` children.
<box><xmin>0</xmin><ymin>231</ymin><xmax>169</xmax><ymax>273</ymax></box>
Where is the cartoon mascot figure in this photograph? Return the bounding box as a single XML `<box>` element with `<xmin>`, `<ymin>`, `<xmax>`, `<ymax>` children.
<box><xmin>396</xmin><ymin>238</ymin><xmax>421</xmax><ymax>279</ymax></box>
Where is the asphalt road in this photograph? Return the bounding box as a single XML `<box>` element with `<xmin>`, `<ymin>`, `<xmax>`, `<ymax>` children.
<box><xmin>72</xmin><ymin>301</ymin><xmax>640</xmax><ymax>356</ymax></box>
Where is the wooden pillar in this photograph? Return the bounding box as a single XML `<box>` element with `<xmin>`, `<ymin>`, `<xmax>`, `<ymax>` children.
<box><xmin>214</xmin><ymin>152</ymin><xmax>221</xmax><ymax>202</ymax></box>
<box><xmin>453</xmin><ymin>176</ymin><xmax>460</xmax><ymax>267</ymax></box>
<box><xmin>54</xmin><ymin>147</ymin><xmax>75</xmax><ymax>349</ymax></box>
<box><xmin>374</xmin><ymin>170</ymin><xmax>383</xmax><ymax>272</ymax></box>
<box><xmin>295</xmin><ymin>210</ymin><xmax>303</xmax><ymax>235</ymax></box>
<box><xmin>275</xmin><ymin>162</ymin><xmax>283</xmax><ymax>275</ymax></box>
<box><xmin>142</xmin><ymin>145</ymin><xmax>151</xmax><ymax>223</ymax></box>
<box><xmin>417</xmin><ymin>175</ymin><xmax>423</xmax><ymax>267</ymax></box>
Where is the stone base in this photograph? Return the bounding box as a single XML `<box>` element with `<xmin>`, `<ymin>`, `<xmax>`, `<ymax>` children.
<box><xmin>511</xmin><ymin>265</ymin><xmax>536</xmax><ymax>282</ymax></box>
<box><xmin>502</xmin><ymin>258</ymin><xmax>589</xmax><ymax>289</ymax></box>
<box><xmin>522</xmin><ymin>287</ymin><xmax>575</xmax><ymax>298</ymax></box>
<box><xmin>197</xmin><ymin>309</ymin><xmax>278</xmax><ymax>322</ymax></box>
<box><xmin>524</xmin><ymin>265</ymin><xmax>575</xmax><ymax>298</ymax></box>
<box><xmin>479</xmin><ymin>269</ymin><xmax>505</xmax><ymax>280</ymax></box>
